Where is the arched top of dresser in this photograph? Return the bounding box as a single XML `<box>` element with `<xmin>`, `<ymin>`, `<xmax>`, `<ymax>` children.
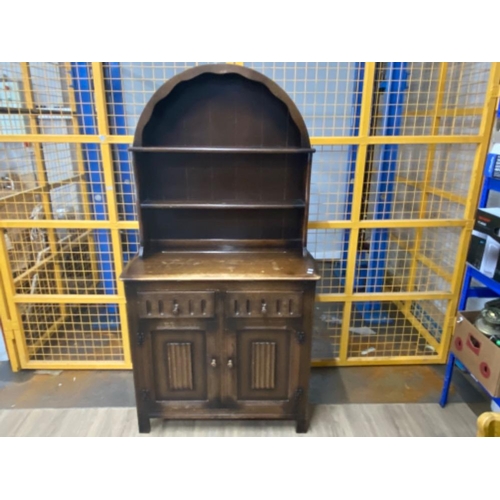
<box><xmin>133</xmin><ymin>64</ymin><xmax>311</xmax><ymax>149</ymax></box>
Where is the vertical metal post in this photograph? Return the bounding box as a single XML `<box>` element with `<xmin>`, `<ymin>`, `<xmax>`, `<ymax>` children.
<box><xmin>358</xmin><ymin>62</ymin><xmax>408</xmax><ymax>323</ymax></box>
<box><xmin>339</xmin><ymin>62</ymin><xmax>364</xmax><ymax>280</ymax></box>
<box><xmin>0</xmin><ymin>227</ymin><xmax>28</xmax><ymax>367</ymax></box>
<box><xmin>479</xmin><ymin>176</ymin><xmax>492</xmax><ymax>208</ymax></box>
<box><xmin>63</xmin><ymin>62</ymin><xmax>100</xmax><ymax>286</ymax></box>
<box><xmin>104</xmin><ymin>62</ymin><xmax>139</xmax><ymax>264</ymax></box>
<box><xmin>439</xmin><ymin>352</ymin><xmax>455</xmax><ymax>407</ymax></box>
<box><xmin>0</xmin><ymin>266</ymin><xmax>20</xmax><ymax>371</ymax></box>
<box><xmin>339</xmin><ymin>63</ymin><xmax>376</xmax><ymax>361</ymax></box>
<box><xmin>91</xmin><ymin>62</ymin><xmax>131</xmax><ymax>366</ymax></box>
<box><xmin>458</xmin><ymin>266</ymin><xmax>472</xmax><ymax>311</ymax></box>
<box><xmin>70</xmin><ymin>63</ymin><xmax>115</xmax><ymax>295</ymax></box>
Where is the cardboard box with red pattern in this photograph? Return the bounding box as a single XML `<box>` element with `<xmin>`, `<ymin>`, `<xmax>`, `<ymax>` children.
<box><xmin>451</xmin><ymin>311</ymin><xmax>500</xmax><ymax>397</ymax></box>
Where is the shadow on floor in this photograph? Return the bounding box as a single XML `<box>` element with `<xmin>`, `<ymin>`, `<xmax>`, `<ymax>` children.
<box><xmin>309</xmin><ymin>365</ymin><xmax>491</xmax><ymax>416</ymax></box>
<box><xmin>0</xmin><ymin>361</ymin><xmax>490</xmax><ymax>416</ymax></box>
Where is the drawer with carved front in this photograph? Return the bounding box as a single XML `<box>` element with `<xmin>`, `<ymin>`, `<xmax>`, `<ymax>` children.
<box><xmin>225</xmin><ymin>291</ymin><xmax>303</xmax><ymax>318</ymax></box>
<box><xmin>137</xmin><ymin>291</ymin><xmax>214</xmax><ymax>318</ymax></box>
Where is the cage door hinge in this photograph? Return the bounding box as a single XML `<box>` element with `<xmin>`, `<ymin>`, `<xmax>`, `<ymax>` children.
<box><xmin>296</xmin><ymin>330</ymin><xmax>306</xmax><ymax>345</ymax></box>
<box><xmin>1</xmin><ymin>318</ymin><xmax>16</xmax><ymax>341</ymax></box>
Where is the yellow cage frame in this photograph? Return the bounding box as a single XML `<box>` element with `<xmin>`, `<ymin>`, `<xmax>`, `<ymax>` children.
<box><xmin>0</xmin><ymin>62</ymin><xmax>499</xmax><ymax>371</ymax></box>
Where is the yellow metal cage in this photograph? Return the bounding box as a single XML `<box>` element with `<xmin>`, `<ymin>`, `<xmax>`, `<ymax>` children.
<box><xmin>0</xmin><ymin>62</ymin><xmax>498</xmax><ymax>371</ymax></box>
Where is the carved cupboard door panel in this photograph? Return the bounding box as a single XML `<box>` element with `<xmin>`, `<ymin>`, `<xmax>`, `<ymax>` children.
<box><xmin>139</xmin><ymin>320</ymin><xmax>219</xmax><ymax>403</ymax></box>
<box><xmin>224</xmin><ymin>320</ymin><xmax>302</xmax><ymax>414</ymax></box>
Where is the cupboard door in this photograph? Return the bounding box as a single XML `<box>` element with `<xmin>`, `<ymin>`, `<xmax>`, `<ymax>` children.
<box><xmin>224</xmin><ymin>321</ymin><xmax>301</xmax><ymax>409</ymax></box>
<box><xmin>141</xmin><ymin>320</ymin><xmax>218</xmax><ymax>402</ymax></box>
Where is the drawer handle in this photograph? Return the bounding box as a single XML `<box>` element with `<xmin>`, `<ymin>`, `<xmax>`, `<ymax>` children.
<box><xmin>210</xmin><ymin>358</ymin><xmax>217</xmax><ymax>368</ymax></box>
<box><xmin>261</xmin><ymin>301</ymin><xmax>267</xmax><ymax>314</ymax></box>
<box><xmin>172</xmin><ymin>302</ymin><xmax>180</xmax><ymax>315</ymax></box>
<box><xmin>227</xmin><ymin>359</ymin><xmax>233</xmax><ymax>368</ymax></box>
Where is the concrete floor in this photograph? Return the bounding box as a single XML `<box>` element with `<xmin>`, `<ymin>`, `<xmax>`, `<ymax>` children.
<box><xmin>0</xmin><ymin>327</ymin><xmax>7</xmax><ymax>362</ymax></box>
<box><xmin>0</xmin><ymin>361</ymin><xmax>491</xmax><ymax>417</ymax></box>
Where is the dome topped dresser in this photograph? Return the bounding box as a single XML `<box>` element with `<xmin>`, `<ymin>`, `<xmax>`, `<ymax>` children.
<box><xmin>121</xmin><ymin>64</ymin><xmax>320</xmax><ymax>433</ymax></box>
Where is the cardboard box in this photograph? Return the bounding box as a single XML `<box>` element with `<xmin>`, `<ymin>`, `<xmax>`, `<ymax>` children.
<box><xmin>467</xmin><ymin>207</ymin><xmax>500</xmax><ymax>280</ymax></box>
<box><xmin>451</xmin><ymin>311</ymin><xmax>500</xmax><ymax>397</ymax></box>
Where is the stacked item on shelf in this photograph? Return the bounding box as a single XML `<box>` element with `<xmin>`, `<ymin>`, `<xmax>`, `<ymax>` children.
<box><xmin>441</xmin><ymin>143</ymin><xmax>500</xmax><ymax>413</ymax></box>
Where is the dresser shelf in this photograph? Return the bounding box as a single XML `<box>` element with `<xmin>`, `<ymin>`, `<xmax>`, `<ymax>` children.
<box><xmin>140</xmin><ymin>200</ymin><xmax>306</xmax><ymax>209</ymax></box>
<box><xmin>129</xmin><ymin>146</ymin><xmax>315</xmax><ymax>154</ymax></box>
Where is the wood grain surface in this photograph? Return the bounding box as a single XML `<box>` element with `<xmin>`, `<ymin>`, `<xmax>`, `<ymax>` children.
<box><xmin>0</xmin><ymin>403</ymin><xmax>477</xmax><ymax>437</ymax></box>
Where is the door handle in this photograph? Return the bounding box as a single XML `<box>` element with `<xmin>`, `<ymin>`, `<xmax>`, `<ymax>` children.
<box><xmin>227</xmin><ymin>359</ymin><xmax>233</xmax><ymax>368</ymax></box>
<box><xmin>172</xmin><ymin>302</ymin><xmax>180</xmax><ymax>315</ymax></box>
<box><xmin>210</xmin><ymin>358</ymin><xmax>217</xmax><ymax>368</ymax></box>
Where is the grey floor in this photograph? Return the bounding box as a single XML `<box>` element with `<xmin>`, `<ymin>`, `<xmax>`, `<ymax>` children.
<box><xmin>0</xmin><ymin>361</ymin><xmax>490</xmax><ymax>437</ymax></box>
<box><xmin>0</xmin><ymin>363</ymin><xmax>490</xmax><ymax>408</ymax></box>
<box><xmin>0</xmin><ymin>403</ymin><xmax>478</xmax><ymax>437</ymax></box>
<box><xmin>0</xmin><ymin>328</ymin><xmax>7</xmax><ymax>362</ymax></box>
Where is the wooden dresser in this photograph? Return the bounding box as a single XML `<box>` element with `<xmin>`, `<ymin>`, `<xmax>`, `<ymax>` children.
<box><xmin>121</xmin><ymin>64</ymin><xmax>320</xmax><ymax>433</ymax></box>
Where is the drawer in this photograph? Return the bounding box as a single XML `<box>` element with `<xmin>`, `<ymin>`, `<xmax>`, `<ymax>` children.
<box><xmin>137</xmin><ymin>291</ymin><xmax>214</xmax><ymax>318</ymax></box>
<box><xmin>225</xmin><ymin>291</ymin><xmax>302</xmax><ymax>318</ymax></box>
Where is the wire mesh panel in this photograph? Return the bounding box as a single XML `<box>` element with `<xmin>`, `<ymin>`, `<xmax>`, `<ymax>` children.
<box><xmin>308</xmin><ymin>229</ymin><xmax>348</xmax><ymax>295</ymax></box>
<box><xmin>0</xmin><ymin>61</ymin><xmax>497</xmax><ymax>370</ymax></box>
<box><xmin>313</xmin><ymin>302</ymin><xmax>344</xmax><ymax>360</ymax></box>
<box><xmin>363</xmin><ymin>144</ymin><xmax>476</xmax><ymax>220</ymax></box>
<box><xmin>246</xmin><ymin>63</ymin><xmax>363</xmax><ymax>137</ymax></box>
<box><xmin>120</xmin><ymin>228</ymin><xmax>140</xmax><ymax>266</ymax></box>
<box><xmin>0</xmin><ymin>141</ymin><xmax>106</xmax><ymax>221</ymax></box>
<box><xmin>372</xmin><ymin>62</ymin><xmax>490</xmax><ymax>137</ymax></box>
<box><xmin>0</xmin><ymin>142</ymin><xmax>40</xmax><ymax>219</ymax></box>
<box><xmin>440</xmin><ymin>62</ymin><xmax>492</xmax><ymax>136</ymax></box>
<box><xmin>309</xmin><ymin>146</ymin><xmax>353</xmax><ymax>221</ymax></box>
<box><xmin>105</xmin><ymin>63</ymin><xmax>221</xmax><ymax>135</ymax></box>
<box><xmin>347</xmin><ymin>300</ymin><xmax>442</xmax><ymax>359</ymax></box>
<box><xmin>19</xmin><ymin>302</ymin><xmax>124</xmax><ymax>363</ymax></box>
<box><xmin>7</xmin><ymin>228</ymin><xmax>116</xmax><ymax>295</ymax></box>
<box><xmin>408</xmin><ymin>299</ymin><xmax>448</xmax><ymax>344</ymax></box>
<box><xmin>112</xmin><ymin>144</ymin><xmax>137</xmax><ymax>222</ymax></box>
<box><xmin>354</xmin><ymin>225</ymin><xmax>459</xmax><ymax>294</ymax></box>
<box><xmin>0</xmin><ymin>62</ymin><xmax>96</xmax><ymax>136</ymax></box>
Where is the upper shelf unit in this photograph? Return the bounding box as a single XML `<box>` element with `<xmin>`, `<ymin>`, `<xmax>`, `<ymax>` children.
<box><xmin>131</xmin><ymin>64</ymin><xmax>315</xmax><ymax>252</ymax></box>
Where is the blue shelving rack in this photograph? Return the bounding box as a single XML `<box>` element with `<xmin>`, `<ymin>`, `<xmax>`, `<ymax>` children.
<box><xmin>440</xmin><ymin>144</ymin><xmax>500</xmax><ymax>409</ymax></box>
